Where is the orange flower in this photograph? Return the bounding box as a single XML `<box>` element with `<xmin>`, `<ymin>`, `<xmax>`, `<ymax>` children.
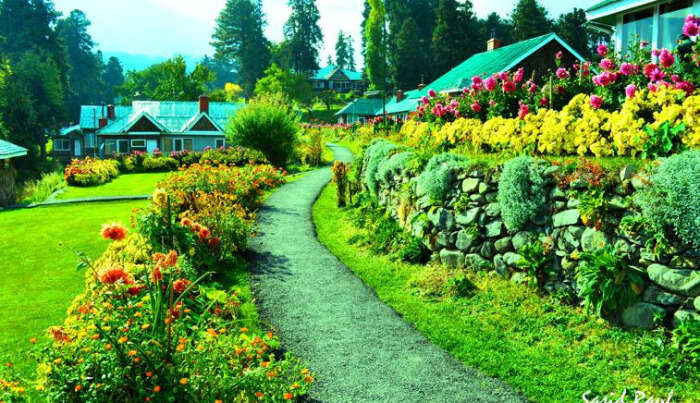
<box><xmin>101</xmin><ymin>222</ymin><xmax>127</xmax><ymax>241</ymax></box>
<box><xmin>239</xmin><ymin>327</ymin><xmax>248</xmax><ymax>333</ymax></box>
<box><xmin>284</xmin><ymin>392</ymin><xmax>293</xmax><ymax>400</ymax></box>
<box><xmin>75</xmin><ymin>384</ymin><xmax>82</xmax><ymax>392</ymax></box>
<box><xmin>208</xmin><ymin>237</ymin><xmax>220</xmax><ymax>248</ymax></box>
<box><xmin>49</xmin><ymin>327</ymin><xmax>72</xmax><ymax>343</ymax></box>
<box><xmin>153</xmin><ymin>386</ymin><xmax>161</xmax><ymax>393</ymax></box>
<box><xmin>165</xmin><ymin>250</ymin><xmax>178</xmax><ymax>267</ymax></box>
<box><xmin>118</xmin><ymin>336</ymin><xmax>128</xmax><ymax>343</ymax></box>
<box><xmin>180</xmin><ymin>217</ymin><xmax>192</xmax><ymax>227</ymax></box>
<box><xmin>99</xmin><ymin>266</ymin><xmax>133</xmax><ymax>285</ymax></box>
<box><xmin>207</xmin><ymin>328</ymin><xmax>218</xmax><ymax>338</ymax></box>
<box><xmin>305</xmin><ymin>375</ymin><xmax>313</xmax><ymax>383</ymax></box>
<box><xmin>179</xmin><ymin>378</ymin><xmax>188</xmax><ymax>385</ymax></box>
<box><xmin>173</xmin><ymin>279</ymin><xmax>191</xmax><ymax>294</ymax></box>
<box><xmin>29</xmin><ymin>337</ymin><xmax>37</xmax><ymax>344</ymax></box>
<box><xmin>145</xmin><ymin>371</ymin><xmax>153</xmax><ymax>378</ymax></box>
<box><xmin>150</xmin><ymin>266</ymin><xmax>163</xmax><ymax>283</ymax></box>
<box><xmin>255</xmin><ymin>392</ymin><xmax>263</xmax><ymax>398</ymax></box>
<box><xmin>105</xmin><ymin>343</ymin><xmax>112</xmax><ymax>350</ymax></box>
<box><xmin>198</xmin><ymin>227</ymin><xmax>211</xmax><ymax>239</ymax></box>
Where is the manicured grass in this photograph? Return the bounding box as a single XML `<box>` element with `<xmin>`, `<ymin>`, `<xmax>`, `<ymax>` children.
<box><xmin>56</xmin><ymin>172</ymin><xmax>169</xmax><ymax>200</ymax></box>
<box><xmin>313</xmin><ymin>183</ymin><xmax>698</xmax><ymax>402</ymax></box>
<box><xmin>0</xmin><ymin>200</ymin><xmax>148</xmax><ymax>377</ymax></box>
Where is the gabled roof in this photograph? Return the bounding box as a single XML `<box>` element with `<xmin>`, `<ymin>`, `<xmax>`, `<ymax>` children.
<box><xmin>335</xmin><ymin>98</ymin><xmax>384</xmax><ymax>116</ymax></box>
<box><xmin>0</xmin><ymin>139</ymin><xmax>28</xmax><ymax>160</ymax></box>
<box><xmin>587</xmin><ymin>0</ymin><xmax>622</xmax><ymax>12</ymax></box>
<box><xmin>122</xmin><ymin>111</ymin><xmax>168</xmax><ymax>133</ymax></box>
<box><xmin>380</xmin><ymin>90</ymin><xmax>422</xmax><ymax>115</ymax></box>
<box><xmin>59</xmin><ymin>124</ymin><xmax>82</xmax><ymax>136</ymax></box>
<box><xmin>180</xmin><ymin>112</ymin><xmax>224</xmax><ymax>132</ymax></box>
<box><xmin>79</xmin><ymin>105</ymin><xmax>131</xmax><ymax>129</ymax></box>
<box><xmin>96</xmin><ymin>101</ymin><xmax>245</xmax><ymax>134</ymax></box>
<box><xmin>314</xmin><ymin>65</ymin><xmax>364</xmax><ymax>81</ymax></box>
<box><xmin>415</xmin><ymin>33</ymin><xmax>587</xmax><ymax>98</ymax></box>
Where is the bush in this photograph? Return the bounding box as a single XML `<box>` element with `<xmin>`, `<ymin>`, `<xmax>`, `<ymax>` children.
<box><xmin>635</xmin><ymin>150</ymin><xmax>700</xmax><ymax>250</ymax></box>
<box><xmin>200</xmin><ymin>146</ymin><xmax>268</xmax><ymax>167</ymax></box>
<box><xmin>416</xmin><ymin>153</ymin><xmax>470</xmax><ymax>203</ymax></box>
<box><xmin>142</xmin><ymin>155</ymin><xmax>178</xmax><ymax>172</ymax></box>
<box><xmin>226</xmin><ymin>96</ymin><xmax>298</xmax><ymax>167</ymax></box>
<box><xmin>64</xmin><ymin>157</ymin><xmax>120</xmax><ymax>186</ymax></box>
<box><xmin>497</xmin><ymin>156</ymin><xmax>547</xmax><ymax>233</ymax></box>
<box><xmin>19</xmin><ymin>171</ymin><xmax>65</xmax><ymax>203</ymax></box>
<box><xmin>362</xmin><ymin>139</ymin><xmax>405</xmax><ymax>195</ymax></box>
<box><xmin>376</xmin><ymin>151</ymin><xmax>417</xmax><ymax>186</ymax></box>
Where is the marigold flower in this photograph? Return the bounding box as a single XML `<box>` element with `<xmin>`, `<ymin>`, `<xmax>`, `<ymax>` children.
<box><xmin>255</xmin><ymin>392</ymin><xmax>263</xmax><ymax>398</ymax></box>
<box><xmin>239</xmin><ymin>327</ymin><xmax>248</xmax><ymax>333</ymax></box>
<box><xmin>284</xmin><ymin>392</ymin><xmax>293</xmax><ymax>400</ymax></box>
<box><xmin>145</xmin><ymin>371</ymin><xmax>153</xmax><ymax>378</ymax></box>
<box><xmin>179</xmin><ymin>378</ymin><xmax>188</xmax><ymax>385</ymax></box>
<box><xmin>305</xmin><ymin>375</ymin><xmax>313</xmax><ymax>382</ymax></box>
<box><xmin>29</xmin><ymin>337</ymin><xmax>36</xmax><ymax>344</ymax></box>
<box><xmin>105</xmin><ymin>343</ymin><xmax>112</xmax><ymax>350</ymax></box>
<box><xmin>153</xmin><ymin>386</ymin><xmax>161</xmax><ymax>393</ymax></box>
<box><xmin>99</xmin><ymin>266</ymin><xmax>132</xmax><ymax>285</ymax></box>
<box><xmin>180</xmin><ymin>217</ymin><xmax>192</xmax><ymax>227</ymax></box>
<box><xmin>165</xmin><ymin>250</ymin><xmax>178</xmax><ymax>267</ymax></box>
<box><xmin>101</xmin><ymin>222</ymin><xmax>127</xmax><ymax>241</ymax></box>
<box><xmin>75</xmin><ymin>384</ymin><xmax>82</xmax><ymax>392</ymax></box>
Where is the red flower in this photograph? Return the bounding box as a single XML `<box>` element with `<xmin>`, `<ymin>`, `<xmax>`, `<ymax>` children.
<box><xmin>101</xmin><ymin>223</ymin><xmax>127</xmax><ymax>241</ymax></box>
<box><xmin>150</xmin><ymin>266</ymin><xmax>163</xmax><ymax>283</ymax></box>
<box><xmin>208</xmin><ymin>237</ymin><xmax>220</xmax><ymax>248</ymax></box>
<box><xmin>199</xmin><ymin>227</ymin><xmax>211</xmax><ymax>239</ymax></box>
<box><xmin>100</xmin><ymin>266</ymin><xmax>132</xmax><ymax>285</ymax></box>
<box><xmin>173</xmin><ymin>279</ymin><xmax>191</xmax><ymax>293</ymax></box>
<box><xmin>502</xmin><ymin>80</ymin><xmax>516</xmax><ymax>93</ymax></box>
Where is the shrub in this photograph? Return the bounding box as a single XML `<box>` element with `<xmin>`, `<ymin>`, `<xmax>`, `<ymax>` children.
<box><xmin>497</xmin><ymin>156</ymin><xmax>547</xmax><ymax>233</ymax></box>
<box><xmin>398</xmin><ymin>236</ymin><xmax>430</xmax><ymax>264</ymax></box>
<box><xmin>516</xmin><ymin>239</ymin><xmax>555</xmax><ymax>289</ymax></box>
<box><xmin>641</xmin><ymin>318</ymin><xmax>700</xmax><ymax>381</ymax></box>
<box><xmin>362</xmin><ymin>139</ymin><xmax>405</xmax><ymax>195</ymax></box>
<box><xmin>575</xmin><ymin>245</ymin><xmax>644</xmax><ymax>318</ymax></box>
<box><xmin>200</xmin><ymin>146</ymin><xmax>268</xmax><ymax>167</ymax></box>
<box><xmin>635</xmin><ymin>150</ymin><xmax>700</xmax><ymax>250</ymax></box>
<box><xmin>226</xmin><ymin>96</ymin><xmax>298</xmax><ymax>167</ymax></box>
<box><xmin>415</xmin><ymin>153</ymin><xmax>470</xmax><ymax>203</ymax></box>
<box><xmin>19</xmin><ymin>171</ymin><xmax>65</xmax><ymax>203</ymax></box>
<box><xmin>64</xmin><ymin>157</ymin><xmax>120</xmax><ymax>186</ymax></box>
<box><xmin>376</xmin><ymin>151</ymin><xmax>417</xmax><ymax>186</ymax></box>
<box><xmin>142</xmin><ymin>156</ymin><xmax>178</xmax><ymax>171</ymax></box>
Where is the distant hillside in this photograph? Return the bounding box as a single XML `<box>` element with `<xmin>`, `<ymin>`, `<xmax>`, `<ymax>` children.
<box><xmin>101</xmin><ymin>51</ymin><xmax>203</xmax><ymax>72</ymax></box>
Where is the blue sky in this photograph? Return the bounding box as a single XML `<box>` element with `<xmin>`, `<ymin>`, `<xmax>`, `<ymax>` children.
<box><xmin>52</xmin><ymin>0</ymin><xmax>600</xmax><ymax>67</ymax></box>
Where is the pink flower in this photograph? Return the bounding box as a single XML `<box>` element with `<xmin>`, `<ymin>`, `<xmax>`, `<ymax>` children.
<box><xmin>421</xmin><ymin>96</ymin><xmax>429</xmax><ymax>105</ymax></box>
<box><xmin>648</xmin><ymin>82</ymin><xmax>657</xmax><ymax>92</ymax></box>
<box><xmin>625</xmin><ymin>84</ymin><xmax>637</xmax><ymax>98</ymax></box>
<box><xmin>449</xmin><ymin>100</ymin><xmax>459</xmax><ymax>109</ymax></box>
<box><xmin>640</xmin><ymin>40</ymin><xmax>649</xmax><ymax>48</ymax></box>
<box><xmin>650</xmin><ymin>68</ymin><xmax>665</xmax><ymax>82</ymax></box>
<box><xmin>556</xmin><ymin>68</ymin><xmax>569</xmax><ymax>79</ymax></box>
<box><xmin>498</xmin><ymin>72</ymin><xmax>509</xmax><ymax>81</ymax></box>
<box><xmin>619</xmin><ymin>62</ymin><xmax>634</xmax><ymax>76</ymax></box>
<box><xmin>471</xmin><ymin>76</ymin><xmax>483</xmax><ymax>87</ymax></box>
<box><xmin>484</xmin><ymin>76</ymin><xmax>497</xmax><ymax>91</ymax></box>
<box><xmin>518</xmin><ymin>102</ymin><xmax>530</xmax><ymax>119</ymax></box>
<box><xmin>539</xmin><ymin>97</ymin><xmax>549</xmax><ymax>106</ymax></box>
<box><xmin>489</xmin><ymin>99</ymin><xmax>495</xmax><ymax>107</ymax></box>
<box><xmin>675</xmin><ymin>81</ymin><xmax>695</xmax><ymax>95</ymax></box>
<box><xmin>502</xmin><ymin>80</ymin><xmax>516</xmax><ymax>93</ymax></box>
<box><xmin>555</xmin><ymin>51</ymin><xmax>563</xmax><ymax>60</ymax></box>
<box><xmin>659</xmin><ymin>49</ymin><xmax>675</xmax><ymax>68</ymax></box>
<box><xmin>686</xmin><ymin>14</ymin><xmax>700</xmax><ymax>24</ymax></box>
<box><xmin>513</xmin><ymin>67</ymin><xmax>524</xmax><ymax>83</ymax></box>
<box><xmin>599</xmin><ymin>58</ymin><xmax>615</xmax><ymax>71</ymax></box>
<box><xmin>596</xmin><ymin>43</ymin><xmax>608</xmax><ymax>57</ymax></box>
<box><xmin>589</xmin><ymin>95</ymin><xmax>603</xmax><ymax>109</ymax></box>
<box><xmin>471</xmin><ymin>101</ymin><xmax>482</xmax><ymax>113</ymax></box>
<box><xmin>671</xmin><ymin>74</ymin><xmax>680</xmax><ymax>83</ymax></box>
<box><xmin>528</xmin><ymin>82</ymin><xmax>537</xmax><ymax>94</ymax></box>
<box><xmin>652</xmin><ymin>49</ymin><xmax>661</xmax><ymax>57</ymax></box>
<box><xmin>428</xmin><ymin>89</ymin><xmax>436</xmax><ymax>98</ymax></box>
<box><xmin>557</xmin><ymin>86</ymin><xmax>565</xmax><ymax>95</ymax></box>
<box><xmin>643</xmin><ymin>63</ymin><xmax>658</xmax><ymax>78</ymax></box>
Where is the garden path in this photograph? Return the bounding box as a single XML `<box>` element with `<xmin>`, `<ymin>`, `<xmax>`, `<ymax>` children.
<box><xmin>248</xmin><ymin>144</ymin><xmax>524</xmax><ymax>402</ymax></box>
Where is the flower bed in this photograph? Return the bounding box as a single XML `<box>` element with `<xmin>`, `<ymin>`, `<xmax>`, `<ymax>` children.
<box><xmin>10</xmin><ymin>162</ymin><xmax>312</xmax><ymax>402</ymax></box>
<box><xmin>64</xmin><ymin>158</ymin><xmax>120</xmax><ymax>187</ymax></box>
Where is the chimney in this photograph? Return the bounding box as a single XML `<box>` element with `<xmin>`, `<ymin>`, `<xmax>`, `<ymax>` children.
<box><xmin>107</xmin><ymin>104</ymin><xmax>115</xmax><ymax>120</ymax></box>
<box><xmin>396</xmin><ymin>90</ymin><xmax>405</xmax><ymax>102</ymax></box>
<box><xmin>487</xmin><ymin>37</ymin><xmax>501</xmax><ymax>51</ymax></box>
<box><xmin>98</xmin><ymin>117</ymin><xmax>108</xmax><ymax>129</ymax></box>
<box><xmin>199</xmin><ymin>95</ymin><xmax>210</xmax><ymax>114</ymax></box>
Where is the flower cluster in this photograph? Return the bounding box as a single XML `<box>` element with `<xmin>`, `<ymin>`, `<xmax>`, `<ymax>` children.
<box><xmin>101</xmin><ymin>222</ymin><xmax>128</xmax><ymax>241</ymax></box>
<box><xmin>64</xmin><ymin>157</ymin><xmax>120</xmax><ymax>186</ymax></box>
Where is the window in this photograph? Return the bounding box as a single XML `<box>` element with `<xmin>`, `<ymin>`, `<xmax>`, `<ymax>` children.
<box><xmin>104</xmin><ymin>139</ymin><xmax>129</xmax><ymax>155</ymax></box>
<box><xmin>659</xmin><ymin>0</ymin><xmax>694</xmax><ymax>50</ymax></box>
<box><xmin>131</xmin><ymin>139</ymin><xmax>147</xmax><ymax>148</ymax></box>
<box><xmin>621</xmin><ymin>8</ymin><xmax>653</xmax><ymax>53</ymax></box>
<box><xmin>84</xmin><ymin>133</ymin><xmax>95</xmax><ymax>148</ymax></box>
<box><xmin>215</xmin><ymin>138</ymin><xmax>225</xmax><ymax>148</ymax></box>
<box><xmin>54</xmin><ymin>139</ymin><xmax>70</xmax><ymax>151</ymax></box>
<box><xmin>171</xmin><ymin>138</ymin><xmax>193</xmax><ymax>152</ymax></box>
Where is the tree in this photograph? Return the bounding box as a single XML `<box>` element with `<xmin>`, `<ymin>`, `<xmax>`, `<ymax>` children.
<box><xmin>119</xmin><ymin>56</ymin><xmax>214</xmax><ymax>103</ymax></box>
<box><xmin>554</xmin><ymin>8</ymin><xmax>592</xmax><ymax>59</ymax></box>
<box><xmin>394</xmin><ymin>18</ymin><xmax>423</xmax><ymax>89</ymax></box>
<box><xmin>211</xmin><ymin>0</ymin><xmax>271</xmax><ymax>96</ymax></box>
<box><xmin>102</xmin><ymin>56</ymin><xmax>124</xmax><ymax>102</ymax></box>
<box><xmin>431</xmin><ymin>0</ymin><xmax>482</xmax><ymax>77</ymax></box>
<box><xmin>283</xmin><ymin>0</ymin><xmax>323</xmax><ymax>75</ymax></box>
<box><xmin>481</xmin><ymin>12</ymin><xmax>514</xmax><ymax>47</ymax></box>
<box><xmin>510</xmin><ymin>0</ymin><xmax>552</xmax><ymax>42</ymax></box>
<box><xmin>56</xmin><ymin>9</ymin><xmax>104</xmax><ymax>122</ymax></box>
<box><xmin>335</xmin><ymin>31</ymin><xmax>350</xmax><ymax>69</ymax></box>
<box><xmin>365</xmin><ymin>0</ymin><xmax>387</xmax><ymax>91</ymax></box>
<box><xmin>254</xmin><ymin>63</ymin><xmax>312</xmax><ymax>107</ymax></box>
<box><xmin>200</xmin><ymin>55</ymin><xmax>238</xmax><ymax>90</ymax></box>
<box><xmin>345</xmin><ymin>35</ymin><xmax>356</xmax><ymax>71</ymax></box>
<box><xmin>360</xmin><ymin>0</ymin><xmax>370</xmax><ymax>61</ymax></box>
<box><xmin>326</xmin><ymin>54</ymin><xmax>333</xmax><ymax>67</ymax></box>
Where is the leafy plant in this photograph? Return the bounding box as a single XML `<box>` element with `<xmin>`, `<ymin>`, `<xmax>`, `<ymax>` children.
<box><xmin>575</xmin><ymin>245</ymin><xmax>644</xmax><ymax>318</ymax></box>
<box><xmin>641</xmin><ymin>319</ymin><xmax>700</xmax><ymax>381</ymax></box>
<box><xmin>576</xmin><ymin>188</ymin><xmax>607</xmax><ymax>229</ymax></box>
<box><xmin>497</xmin><ymin>156</ymin><xmax>546</xmax><ymax>232</ymax></box>
<box><xmin>516</xmin><ymin>239</ymin><xmax>555</xmax><ymax>289</ymax></box>
<box><xmin>444</xmin><ymin>275</ymin><xmax>476</xmax><ymax>298</ymax></box>
<box><xmin>362</xmin><ymin>139</ymin><xmax>405</xmax><ymax>195</ymax></box>
<box><xmin>398</xmin><ymin>236</ymin><xmax>429</xmax><ymax>264</ymax></box>
<box><xmin>415</xmin><ymin>153</ymin><xmax>470</xmax><ymax>203</ymax></box>
<box><xmin>641</xmin><ymin>121</ymin><xmax>687</xmax><ymax>160</ymax></box>
<box><xmin>18</xmin><ymin>171</ymin><xmax>65</xmax><ymax>203</ymax></box>
<box><xmin>331</xmin><ymin>161</ymin><xmax>350</xmax><ymax>207</ymax></box>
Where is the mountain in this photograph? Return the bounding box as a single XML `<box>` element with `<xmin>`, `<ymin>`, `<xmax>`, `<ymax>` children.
<box><xmin>101</xmin><ymin>51</ymin><xmax>204</xmax><ymax>72</ymax></box>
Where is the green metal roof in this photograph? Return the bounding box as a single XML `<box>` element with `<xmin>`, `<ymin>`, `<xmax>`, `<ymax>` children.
<box><xmin>335</xmin><ymin>98</ymin><xmax>384</xmax><ymax>116</ymax></box>
<box><xmin>586</xmin><ymin>0</ymin><xmax>621</xmax><ymax>12</ymax></box>
<box><xmin>416</xmin><ymin>33</ymin><xmax>586</xmax><ymax>98</ymax></box>
<box><xmin>380</xmin><ymin>90</ymin><xmax>421</xmax><ymax>115</ymax></box>
<box><xmin>314</xmin><ymin>65</ymin><xmax>364</xmax><ymax>81</ymax></box>
<box><xmin>0</xmin><ymin>139</ymin><xmax>28</xmax><ymax>160</ymax></box>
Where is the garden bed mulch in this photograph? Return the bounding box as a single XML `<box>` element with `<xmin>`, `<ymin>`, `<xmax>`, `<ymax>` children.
<box><xmin>248</xmin><ymin>144</ymin><xmax>523</xmax><ymax>402</ymax></box>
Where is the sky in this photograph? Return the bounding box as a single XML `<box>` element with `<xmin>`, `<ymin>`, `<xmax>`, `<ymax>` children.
<box><xmin>51</xmin><ymin>0</ymin><xmax>601</xmax><ymax>69</ymax></box>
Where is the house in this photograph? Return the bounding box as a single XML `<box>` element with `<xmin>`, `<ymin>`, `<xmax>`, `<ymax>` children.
<box><xmin>54</xmin><ymin>96</ymin><xmax>244</xmax><ymax>159</ymax></box>
<box><xmin>0</xmin><ymin>139</ymin><xmax>27</xmax><ymax>206</ymax></box>
<box><xmin>351</xmin><ymin>33</ymin><xmax>587</xmax><ymax>119</ymax></box>
<box><xmin>311</xmin><ymin>65</ymin><xmax>367</xmax><ymax>93</ymax></box>
<box><xmin>586</xmin><ymin>0</ymin><xmax>699</xmax><ymax>53</ymax></box>
<box><xmin>335</xmin><ymin>97</ymin><xmax>384</xmax><ymax>124</ymax></box>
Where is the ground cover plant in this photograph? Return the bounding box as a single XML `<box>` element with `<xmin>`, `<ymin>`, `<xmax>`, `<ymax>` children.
<box><xmin>313</xmin><ymin>182</ymin><xmax>699</xmax><ymax>402</ymax></box>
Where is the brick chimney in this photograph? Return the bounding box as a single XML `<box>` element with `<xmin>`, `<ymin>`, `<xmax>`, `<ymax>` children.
<box><xmin>487</xmin><ymin>37</ymin><xmax>501</xmax><ymax>51</ymax></box>
<box><xmin>98</xmin><ymin>117</ymin><xmax>108</xmax><ymax>129</ymax></box>
<box><xmin>396</xmin><ymin>90</ymin><xmax>405</xmax><ymax>102</ymax></box>
<box><xmin>107</xmin><ymin>104</ymin><xmax>115</xmax><ymax>120</ymax></box>
<box><xmin>199</xmin><ymin>95</ymin><xmax>210</xmax><ymax>114</ymax></box>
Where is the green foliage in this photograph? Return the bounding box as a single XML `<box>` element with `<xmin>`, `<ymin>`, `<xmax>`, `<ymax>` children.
<box><xmin>575</xmin><ymin>245</ymin><xmax>644</xmax><ymax>318</ymax></box>
<box><xmin>516</xmin><ymin>239</ymin><xmax>555</xmax><ymax>289</ymax></box>
<box><xmin>102</xmin><ymin>56</ymin><xmax>124</xmax><ymax>102</ymax></box>
<box><xmin>553</xmin><ymin>8</ymin><xmax>596</xmax><ymax>59</ymax></box>
<box><xmin>576</xmin><ymin>188</ymin><xmax>608</xmax><ymax>229</ymax></box>
<box><xmin>641</xmin><ymin>121</ymin><xmax>687</xmax><ymax>160</ymax></box>
<box><xmin>254</xmin><ymin>63</ymin><xmax>312</xmax><ymax>107</ymax></box>
<box><xmin>641</xmin><ymin>319</ymin><xmax>700</xmax><ymax>381</ymax></box>
<box><xmin>444</xmin><ymin>275</ymin><xmax>476</xmax><ymax>298</ymax></box>
<box><xmin>497</xmin><ymin>156</ymin><xmax>546</xmax><ymax>233</ymax></box>
<box><xmin>334</xmin><ymin>30</ymin><xmax>356</xmax><ymax>70</ymax></box>
<box><xmin>18</xmin><ymin>171</ymin><xmax>65</xmax><ymax>204</ymax></box>
<box><xmin>283</xmin><ymin>0</ymin><xmax>324</xmax><ymax>74</ymax></box>
<box><xmin>364</xmin><ymin>0</ymin><xmax>387</xmax><ymax>90</ymax></box>
<box><xmin>635</xmin><ymin>150</ymin><xmax>700</xmax><ymax>249</ymax></box>
<box><xmin>510</xmin><ymin>0</ymin><xmax>553</xmax><ymax>41</ymax></box>
<box><xmin>397</xmin><ymin>236</ymin><xmax>430</xmax><ymax>264</ymax></box>
<box><xmin>226</xmin><ymin>96</ymin><xmax>298</xmax><ymax>167</ymax></box>
<box><xmin>415</xmin><ymin>152</ymin><xmax>469</xmax><ymax>203</ymax></box>
<box><xmin>142</xmin><ymin>156</ymin><xmax>178</xmax><ymax>172</ymax></box>
<box><xmin>431</xmin><ymin>0</ymin><xmax>481</xmax><ymax>77</ymax></box>
<box><xmin>64</xmin><ymin>158</ymin><xmax>120</xmax><ymax>186</ymax></box>
<box><xmin>376</xmin><ymin>151</ymin><xmax>417</xmax><ymax>185</ymax></box>
<box><xmin>362</xmin><ymin>139</ymin><xmax>404</xmax><ymax>195</ymax></box>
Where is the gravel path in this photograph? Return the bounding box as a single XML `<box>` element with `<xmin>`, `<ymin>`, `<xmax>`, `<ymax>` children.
<box><xmin>248</xmin><ymin>144</ymin><xmax>524</xmax><ymax>403</ymax></box>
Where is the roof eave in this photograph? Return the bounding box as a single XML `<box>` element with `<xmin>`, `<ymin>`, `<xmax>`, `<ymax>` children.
<box><xmin>0</xmin><ymin>150</ymin><xmax>28</xmax><ymax>160</ymax></box>
<box><xmin>586</xmin><ymin>0</ymin><xmax>657</xmax><ymax>21</ymax></box>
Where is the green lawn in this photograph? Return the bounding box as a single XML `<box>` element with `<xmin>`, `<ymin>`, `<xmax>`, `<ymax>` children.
<box><xmin>56</xmin><ymin>172</ymin><xmax>169</xmax><ymax>200</ymax></box>
<box><xmin>313</xmin><ymin>183</ymin><xmax>698</xmax><ymax>402</ymax></box>
<box><xmin>0</xmin><ymin>200</ymin><xmax>148</xmax><ymax>377</ymax></box>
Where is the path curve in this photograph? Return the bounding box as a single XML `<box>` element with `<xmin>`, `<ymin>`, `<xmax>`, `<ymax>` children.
<box><xmin>248</xmin><ymin>144</ymin><xmax>524</xmax><ymax>403</ymax></box>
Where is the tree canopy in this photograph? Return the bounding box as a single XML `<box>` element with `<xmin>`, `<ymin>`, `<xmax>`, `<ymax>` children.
<box><xmin>511</xmin><ymin>0</ymin><xmax>552</xmax><ymax>41</ymax></box>
<box><xmin>119</xmin><ymin>56</ymin><xmax>214</xmax><ymax>103</ymax></box>
<box><xmin>283</xmin><ymin>0</ymin><xmax>323</xmax><ymax>75</ymax></box>
<box><xmin>254</xmin><ymin>63</ymin><xmax>312</xmax><ymax>106</ymax></box>
<box><xmin>364</xmin><ymin>0</ymin><xmax>387</xmax><ymax>91</ymax></box>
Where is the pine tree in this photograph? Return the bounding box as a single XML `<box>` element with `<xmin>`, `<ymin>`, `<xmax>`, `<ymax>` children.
<box><xmin>211</xmin><ymin>0</ymin><xmax>271</xmax><ymax>95</ymax></box>
<box><xmin>431</xmin><ymin>0</ymin><xmax>481</xmax><ymax>77</ymax></box>
<box><xmin>394</xmin><ymin>18</ymin><xmax>423</xmax><ymax>89</ymax></box>
<box><xmin>365</xmin><ymin>0</ymin><xmax>387</xmax><ymax>91</ymax></box>
<box><xmin>103</xmin><ymin>56</ymin><xmax>124</xmax><ymax>102</ymax></box>
<box><xmin>385</xmin><ymin>0</ymin><xmax>437</xmax><ymax>86</ymax></box>
<box><xmin>481</xmin><ymin>12</ymin><xmax>514</xmax><ymax>47</ymax></box>
<box><xmin>284</xmin><ymin>0</ymin><xmax>323</xmax><ymax>75</ymax></box>
<box><xmin>360</xmin><ymin>0</ymin><xmax>370</xmax><ymax>61</ymax></box>
<box><xmin>335</xmin><ymin>31</ymin><xmax>350</xmax><ymax>69</ymax></box>
<box><xmin>554</xmin><ymin>8</ymin><xmax>593</xmax><ymax>59</ymax></box>
<box><xmin>511</xmin><ymin>0</ymin><xmax>552</xmax><ymax>41</ymax></box>
<box><xmin>345</xmin><ymin>35</ymin><xmax>356</xmax><ymax>71</ymax></box>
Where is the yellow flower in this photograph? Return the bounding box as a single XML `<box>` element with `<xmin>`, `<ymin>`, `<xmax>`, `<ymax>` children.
<box><xmin>179</xmin><ymin>378</ymin><xmax>188</xmax><ymax>385</ymax></box>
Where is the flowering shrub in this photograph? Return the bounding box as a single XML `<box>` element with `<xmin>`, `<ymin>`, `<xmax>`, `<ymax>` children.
<box><xmin>64</xmin><ymin>157</ymin><xmax>120</xmax><ymax>186</ymax></box>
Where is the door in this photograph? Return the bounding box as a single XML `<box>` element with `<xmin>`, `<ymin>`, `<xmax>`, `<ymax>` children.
<box><xmin>74</xmin><ymin>139</ymin><xmax>82</xmax><ymax>156</ymax></box>
<box><xmin>147</xmin><ymin>139</ymin><xmax>157</xmax><ymax>153</ymax></box>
